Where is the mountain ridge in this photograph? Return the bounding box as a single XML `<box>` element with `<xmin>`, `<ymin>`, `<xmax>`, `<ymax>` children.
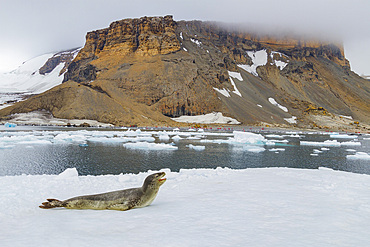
<box><xmin>0</xmin><ymin>15</ymin><xmax>369</xmax><ymax>130</ymax></box>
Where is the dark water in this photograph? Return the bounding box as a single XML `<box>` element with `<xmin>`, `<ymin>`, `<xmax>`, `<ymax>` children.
<box><xmin>0</xmin><ymin>127</ymin><xmax>369</xmax><ymax>176</ymax></box>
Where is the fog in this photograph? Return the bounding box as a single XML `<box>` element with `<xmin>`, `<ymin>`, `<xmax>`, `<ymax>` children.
<box><xmin>0</xmin><ymin>0</ymin><xmax>369</xmax><ymax>75</ymax></box>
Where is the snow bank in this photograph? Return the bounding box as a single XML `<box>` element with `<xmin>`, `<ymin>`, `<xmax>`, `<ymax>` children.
<box><xmin>284</xmin><ymin>116</ymin><xmax>297</xmax><ymax>124</ymax></box>
<box><xmin>270</xmin><ymin>51</ymin><xmax>289</xmax><ymax>70</ymax></box>
<box><xmin>268</xmin><ymin>97</ymin><xmax>288</xmax><ymax>112</ymax></box>
<box><xmin>1</xmin><ymin>167</ymin><xmax>370</xmax><ymax>246</ymax></box>
<box><xmin>237</xmin><ymin>50</ymin><xmax>268</xmax><ymax>77</ymax></box>
<box><xmin>171</xmin><ymin>112</ymin><xmax>240</xmax><ymax>124</ymax></box>
<box><xmin>1</xmin><ymin>111</ymin><xmax>113</xmax><ymax>127</ymax></box>
<box><xmin>213</xmin><ymin>87</ymin><xmax>231</xmax><ymax>97</ymax></box>
<box><xmin>227</xmin><ymin>71</ymin><xmax>242</xmax><ymax>97</ymax></box>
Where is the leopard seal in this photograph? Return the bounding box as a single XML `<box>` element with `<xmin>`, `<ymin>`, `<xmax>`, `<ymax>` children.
<box><xmin>39</xmin><ymin>172</ymin><xmax>166</xmax><ymax>211</ymax></box>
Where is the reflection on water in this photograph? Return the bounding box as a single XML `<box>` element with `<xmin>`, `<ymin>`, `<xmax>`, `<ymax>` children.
<box><xmin>0</xmin><ymin>127</ymin><xmax>369</xmax><ymax>176</ymax></box>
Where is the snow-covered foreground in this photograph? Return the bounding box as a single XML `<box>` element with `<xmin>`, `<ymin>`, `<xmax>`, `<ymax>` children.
<box><xmin>1</xmin><ymin>167</ymin><xmax>370</xmax><ymax>246</ymax></box>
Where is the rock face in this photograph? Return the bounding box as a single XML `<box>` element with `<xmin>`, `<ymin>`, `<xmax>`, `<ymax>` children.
<box><xmin>1</xmin><ymin>15</ymin><xmax>369</xmax><ymax>128</ymax></box>
<box><xmin>39</xmin><ymin>48</ymin><xmax>80</xmax><ymax>76</ymax></box>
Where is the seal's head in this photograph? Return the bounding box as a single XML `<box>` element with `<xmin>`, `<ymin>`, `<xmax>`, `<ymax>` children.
<box><xmin>142</xmin><ymin>172</ymin><xmax>166</xmax><ymax>192</ymax></box>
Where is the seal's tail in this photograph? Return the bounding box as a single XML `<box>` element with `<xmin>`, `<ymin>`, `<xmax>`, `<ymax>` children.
<box><xmin>39</xmin><ymin>199</ymin><xmax>63</xmax><ymax>209</ymax></box>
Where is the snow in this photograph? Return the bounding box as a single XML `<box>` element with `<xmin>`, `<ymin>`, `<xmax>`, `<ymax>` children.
<box><xmin>284</xmin><ymin>116</ymin><xmax>297</xmax><ymax>124</ymax></box>
<box><xmin>0</xmin><ymin>48</ymin><xmax>80</xmax><ymax>108</ymax></box>
<box><xmin>171</xmin><ymin>112</ymin><xmax>241</xmax><ymax>125</ymax></box>
<box><xmin>1</xmin><ymin>167</ymin><xmax>370</xmax><ymax>246</ymax></box>
<box><xmin>347</xmin><ymin>152</ymin><xmax>370</xmax><ymax>160</ymax></box>
<box><xmin>190</xmin><ymin>38</ymin><xmax>202</xmax><ymax>47</ymax></box>
<box><xmin>1</xmin><ymin>111</ymin><xmax>113</xmax><ymax>127</ymax></box>
<box><xmin>213</xmin><ymin>87</ymin><xmax>230</xmax><ymax>97</ymax></box>
<box><xmin>270</xmin><ymin>51</ymin><xmax>289</xmax><ymax>70</ymax></box>
<box><xmin>237</xmin><ymin>50</ymin><xmax>268</xmax><ymax>77</ymax></box>
<box><xmin>301</xmin><ymin>140</ymin><xmax>361</xmax><ymax>147</ymax></box>
<box><xmin>268</xmin><ymin>97</ymin><xmax>288</xmax><ymax>112</ymax></box>
<box><xmin>187</xmin><ymin>144</ymin><xmax>206</xmax><ymax>151</ymax></box>
<box><xmin>330</xmin><ymin>133</ymin><xmax>358</xmax><ymax>139</ymax></box>
<box><xmin>227</xmin><ymin>71</ymin><xmax>243</xmax><ymax>81</ymax></box>
<box><xmin>228</xmin><ymin>71</ymin><xmax>242</xmax><ymax>97</ymax></box>
<box><xmin>0</xmin><ymin>53</ymin><xmax>63</xmax><ymax>94</ymax></box>
<box><xmin>123</xmin><ymin>142</ymin><xmax>178</xmax><ymax>150</ymax></box>
<box><xmin>339</xmin><ymin>115</ymin><xmax>353</xmax><ymax>120</ymax></box>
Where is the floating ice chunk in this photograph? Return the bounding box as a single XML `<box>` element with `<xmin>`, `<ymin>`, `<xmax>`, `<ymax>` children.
<box><xmin>257</xmin><ymin>104</ymin><xmax>263</xmax><ymax>108</ymax></box>
<box><xmin>321</xmin><ymin>147</ymin><xmax>330</xmax><ymax>151</ymax></box>
<box><xmin>266</xmin><ymin>134</ymin><xmax>284</xmax><ymax>139</ymax></box>
<box><xmin>123</xmin><ymin>142</ymin><xmax>178</xmax><ymax>150</ymax></box>
<box><xmin>158</xmin><ymin>132</ymin><xmax>170</xmax><ymax>141</ymax></box>
<box><xmin>4</xmin><ymin>122</ymin><xmax>17</xmax><ymax>127</ymax></box>
<box><xmin>232</xmin><ymin>131</ymin><xmax>266</xmax><ymax>145</ymax></box>
<box><xmin>341</xmin><ymin>141</ymin><xmax>361</xmax><ymax>146</ymax></box>
<box><xmin>346</xmin><ymin>149</ymin><xmax>357</xmax><ymax>152</ymax></box>
<box><xmin>301</xmin><ymin>140</ymin><xmax>341</xmax><ymax>147</ymax></box>
<box><xmin>269</xmin><ymin>148</ymin><xmax>285</xmax><ymax>152</ymax></box>
<box><xmin>313</xmin><ymin>149</ymin><xmax>323</xmax><ymax>154</ymax></box>
<box><xmin>183</xmin><ymin>47</ymin><xmax>188</xmax><ymax>52</ymax></box>
<box><xmin>213</xmin><ymin>87</ymin><xmax>231</xmax><ymax>97</ymax></box>
<box><xmin>268</xmin><ymin>98</ymin><xmax>288</xmax><ymax>112</ymax></box>
<box><xmin>172</xmin><ymin>135</ymin><xmax>182</xmax><ymax>141</ymax></box>
<box><xmin>180</xmin><ymin>32</ymin><xmax>183</xmax><ymax>39</ymax></box>
<box><xmin>330</xmin><ymin>133</ymin><xmax>357</xmax><ymax>139</ymax></box>
<box><xmin>233</xmin><ymin>145</ymin><xmax>265</xmax><ymax>153</ymax></box>
<box><xmin>310</xmin><ymin>153</ymin><xmax>319</xmax><ymax>156</ymax></box>
<box><xmin>301</xmin><ymin>140</ymin><xmax>361</xmax><ymax>147</ymax></box>
<box><xmin>187</xmin><ymin>144</ymin><xmax>206</xmax><ymax>151</ymax></box>
<box><xmin>347</xmin><ymin>152</ymin><xmax>370</xmax><ymax>160</ymax></box>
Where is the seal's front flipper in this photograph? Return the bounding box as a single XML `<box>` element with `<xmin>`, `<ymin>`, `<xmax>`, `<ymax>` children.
<box><xmin>39</xmin><ymin>199</ymin><xmax>63</xmax><ymax>209</ymax></box>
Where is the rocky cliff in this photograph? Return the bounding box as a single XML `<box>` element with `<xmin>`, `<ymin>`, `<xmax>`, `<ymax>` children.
<box><xmin>1</xmin><ymin>15</ymin><xmax>369</xmax><ymax>130</ymax></box>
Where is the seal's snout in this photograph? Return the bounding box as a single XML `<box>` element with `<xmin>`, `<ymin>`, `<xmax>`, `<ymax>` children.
<box><xmin>157</xmin><ymin>172</ymin><xmax>166</xmax><ymax>185</ymax></box>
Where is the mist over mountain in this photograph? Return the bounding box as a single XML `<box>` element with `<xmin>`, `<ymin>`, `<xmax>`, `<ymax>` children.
<box><xmin>0</xmin><ymin>16</ymin><xmax>369</xmax><ymax>131</ymax></box>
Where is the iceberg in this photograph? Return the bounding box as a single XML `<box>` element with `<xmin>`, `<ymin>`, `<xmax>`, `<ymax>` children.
<box><xmin>123</xmin><ymin>142</ymin><xmax>178</xmax><ymax>150</ymax></box>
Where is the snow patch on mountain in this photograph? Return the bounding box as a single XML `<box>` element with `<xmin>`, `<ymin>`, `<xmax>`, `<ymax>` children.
<box><xmin>171</xmin><ymin>112</ymin><xmax>240</xmax><ymax>124</ymax></box>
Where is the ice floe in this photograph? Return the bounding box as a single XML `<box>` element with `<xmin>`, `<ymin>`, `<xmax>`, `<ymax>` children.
<box><xmin>187</xmin><ymin>144</ymin><xmax>206</xmax><ymax>151</ymax></box>
<box><xmin>123</xmin><ymin>142</ymin><xmax>178</xmax><ymax>150</ymax></box>
<box><xmin>300</xmin><ymin>140</ymin><xmax>361</xmax><ymax>147</ymax></box>
<box><xmin>347</xmin><ymin>152</ymin><xmax>370</xmax><ymax>160</ymax></box>
<box><xmin>2</xmin><ymin>167</ymin><xmax>370</xmax><ymax>246</ymax></box>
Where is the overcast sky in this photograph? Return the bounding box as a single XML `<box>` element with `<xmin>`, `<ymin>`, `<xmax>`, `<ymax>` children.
<box><xmin>0</xmin><ymin>0</ymin><xmax>369</xmax><ymax>75</ymax></box>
